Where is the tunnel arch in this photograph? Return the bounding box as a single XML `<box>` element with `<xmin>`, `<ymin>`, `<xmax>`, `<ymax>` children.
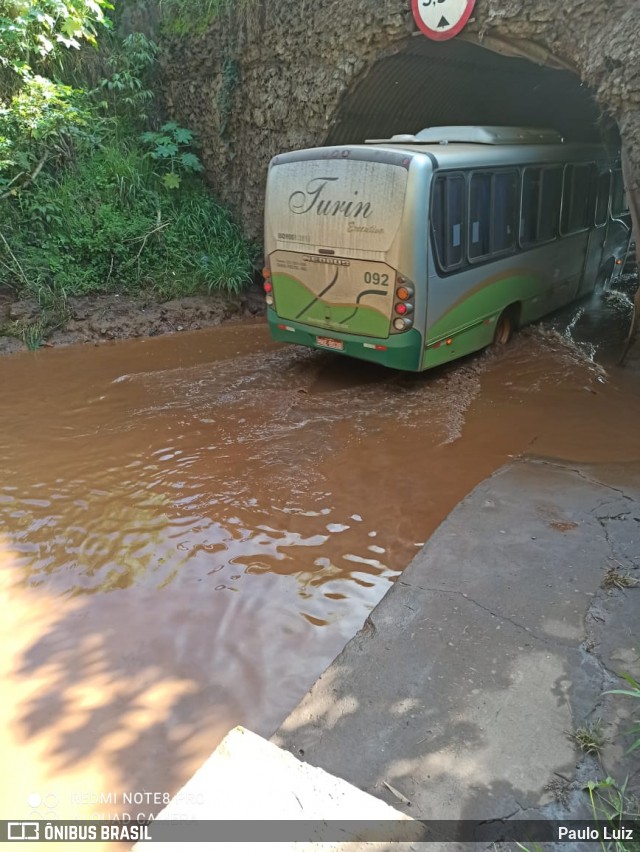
<box><xmin>325</xmin><ymin>37</ymin><xmax>607</xmax><ymax>147</ymax></box>
<box><xmin>158</xmin><ymin>0</ymin><xmax>637</xmax><ymax>250</ymax></box>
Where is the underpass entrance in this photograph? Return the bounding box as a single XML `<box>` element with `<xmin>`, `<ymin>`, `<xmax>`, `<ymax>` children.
<box><xmin>326</xmin><ymin>36</ymin><xmax>608</xmax><ymax>146</ymax></box>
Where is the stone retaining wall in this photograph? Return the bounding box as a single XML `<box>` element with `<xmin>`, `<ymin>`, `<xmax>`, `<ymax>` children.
<box><xmin>148</xmin><ymin>1</ymin><xmax>640</xmax><ymax>242</ymax></box>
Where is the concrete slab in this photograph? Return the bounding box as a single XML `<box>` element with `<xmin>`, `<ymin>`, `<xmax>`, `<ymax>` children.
<box><xmin>273</xmin><ymin>459</ymin><xmax>640</xmax><ymax>836</ymax></box>
<box><xmin>133</xmin><ymin>725</ymin><xmax>425</xmax><ymax>851</ymax></box>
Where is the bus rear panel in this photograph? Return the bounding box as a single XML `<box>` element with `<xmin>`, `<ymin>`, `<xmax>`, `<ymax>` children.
<box><xmin>264</xmin><ymin>147</ymin><xmax>430</xmax><ymax>371</ymax></box>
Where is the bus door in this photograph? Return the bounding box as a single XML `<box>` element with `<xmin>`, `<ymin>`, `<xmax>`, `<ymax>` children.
<box><xmin>579</xmin><ymin>170</ymin><xmax>611</xmax><ymax>296</ymax></box>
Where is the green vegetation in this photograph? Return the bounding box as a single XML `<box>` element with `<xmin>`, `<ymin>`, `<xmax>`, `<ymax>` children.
<box><xmin>159</xmin><ymin>0</ymin><xmax>260</xmax><ymax>36</ymax></box>
<box><xmin>571</xmin><ymin>719</ymin><xmax>605</xmax><ymax>755</ymax></box>
<box><xmin>586</xmin><ymin>776</ymin><xmax>640</xmax><ymax>852</ymax></box>
<box><xmin>605</xmin><ymin>674</ymin><xmax>640</xmax><ymax>755</ymax></box>
<box><xmin>583</xmin><ymin>676</ymin><xmax>640</xmax><ymax>852</ymax></box>
<box><xmin>0</xmin><ymin>0</ymin><xmax>109</xmax><ymax>74</ymax></box>
<box><xmin>218</xmin><ymin>56</ymin><xmax>239</xmax><ymax>137</ymax></box>
<box><xmin>0</xmin><ymin>1</ymin><xmax>255</xmax><ymax>343</ymax></box>
<box><xmin>4</xmin><ymin>317</ymin><xmax>46</xmax><ymax>350</ymax></box>
<box><xmin>159</xmin><ymin>0</ymin><xmax>226</xmax><ymax>34</ymax></box>
<box><xmin>602</xmin><ymin>567</ymin><xmax>640</xmax><ymax>590</ymax></box>
<box><xmin>517</xmin><ymin>678</ymin><xmax>640</xmax><ymax>852</ymax></box>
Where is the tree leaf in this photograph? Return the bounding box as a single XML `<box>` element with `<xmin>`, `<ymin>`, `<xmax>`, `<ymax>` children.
<box><xmin>162</xmin><ymin>172</ymin><xmax>181</xmax><ymax>190</ymax></box>
<box><xmin>37</xmin><ymin>34</ymin><xmax>54</xmax><ymax>55</ymax></box>
<box><xmin>179</xmin><ymin>152</ymin><xmax>203</xmax><ymax>171</ymax></box>
<box><xmin>62</xmin><ymin>17</ymin><xmax>83</xmax><ymax>38</ymax></box>
<box><xmin>173</xmin><ymin>127</ymin><xmax>193</xmax><ymax>144</ymax></box>
<box><xmin>155</xmin><ymin>142</ymin><xmax>178</xmax><ymax>158</ymax></box>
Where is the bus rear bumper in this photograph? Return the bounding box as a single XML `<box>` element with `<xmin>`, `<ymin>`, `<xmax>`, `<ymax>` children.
<box><xmin>267</xmin><ymin>311</ymin><xmax>423</xmax><ymax>372</ymax></box>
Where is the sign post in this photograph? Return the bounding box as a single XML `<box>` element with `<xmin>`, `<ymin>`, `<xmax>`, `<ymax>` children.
<box><xmin>411</xmin><ymin>0</ymin><xmax>477</xmax><ymax>41</ymax></box>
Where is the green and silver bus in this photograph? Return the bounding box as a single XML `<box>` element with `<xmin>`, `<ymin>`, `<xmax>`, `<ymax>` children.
<box><xmin>263</xmin><ymin>126</ymin><xmax>631</xmax><ymax>372</ymax></box>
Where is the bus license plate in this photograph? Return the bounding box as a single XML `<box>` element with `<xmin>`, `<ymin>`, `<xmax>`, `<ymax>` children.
<box><xmin>316</xmin><ymin>336</ymin><xmax>344</xmax><ymax>351</ymax></box>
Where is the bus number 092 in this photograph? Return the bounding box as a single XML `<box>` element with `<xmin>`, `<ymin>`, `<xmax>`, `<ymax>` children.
<box><xmin>364</xmin><ymin>272</ymin><xmax>389</xmax><ymax>286</ymax></box>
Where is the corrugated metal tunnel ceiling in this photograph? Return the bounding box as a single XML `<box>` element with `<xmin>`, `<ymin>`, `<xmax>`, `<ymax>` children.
<box><xmin>325</xmin><ymin>36</ymin><xmax>607</xmax><ymax>146</ymax></box>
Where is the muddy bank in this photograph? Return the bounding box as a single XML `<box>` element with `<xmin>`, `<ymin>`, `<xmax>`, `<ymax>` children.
<box><xmin>1</xmin><ymin>273</ymin><xmax>637</xmax><ymax>360</ymax></box>
<box><xmin>0</xmin><ymin>282</ymin><xmax>266</xmax><ymax>355</ymax></box>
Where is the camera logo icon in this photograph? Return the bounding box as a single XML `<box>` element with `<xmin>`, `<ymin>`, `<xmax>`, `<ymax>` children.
<box><xmin>8</xmin><ymin>822</ymin><xmax>40</xmax><ymax>841</ymax></box>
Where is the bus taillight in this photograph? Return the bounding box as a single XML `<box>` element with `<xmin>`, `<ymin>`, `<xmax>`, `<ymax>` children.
<box><xmin>394</xmin><ymin>317</ymin><xmax>413</xmax><ymax>331</ymax></box>
<box><xmin>393</xmin><ymin>277</ymin><xmax>415</xmax><ymax>332</ymax></box>
<box><xmin>263</xmin><ymin>268</ymin><xmax>274</xmax><ymax>306</ymax></box>
<box><xmin>392</xmin><ymin>275</ymin><xmax>414</xmax><ymax>331</ymax></box>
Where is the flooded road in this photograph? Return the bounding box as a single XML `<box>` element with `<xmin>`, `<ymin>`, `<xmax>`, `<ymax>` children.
<box><xmin>1</xmin><ymin>287</ymin><xmax>639</xmax><ymax>839</ymax></box>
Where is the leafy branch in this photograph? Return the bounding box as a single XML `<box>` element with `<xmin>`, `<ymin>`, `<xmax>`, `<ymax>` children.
<box><xmin>140</xmin><ymin>121</ymin><xmax>204</xmax><ymax>189</ymax></box>
<box><xmin>0</xmin><ymin>0</ymin><xmax>113</xmax><ymax>75</ymax></box>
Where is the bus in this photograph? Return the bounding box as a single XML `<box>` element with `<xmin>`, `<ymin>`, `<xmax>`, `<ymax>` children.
<box><xmin>263</xmin><ymin>126</ymin><xmax>632</xmax><ymax>372</ymax></box>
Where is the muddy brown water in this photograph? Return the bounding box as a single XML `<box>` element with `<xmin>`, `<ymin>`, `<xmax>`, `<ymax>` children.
<box><xmin>1</xmin><ymin>291</ymin><xmax>639</xmax><ymax>839</ymax></box>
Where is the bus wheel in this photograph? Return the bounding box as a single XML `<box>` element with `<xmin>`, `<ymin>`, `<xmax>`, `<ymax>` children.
<box><xmin>493</xmin><ymin>311</ymin><xmax>515</xmax><ymax>346</ymax></box>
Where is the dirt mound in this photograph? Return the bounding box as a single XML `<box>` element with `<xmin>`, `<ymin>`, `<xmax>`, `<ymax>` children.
<box><xmin>0</xmin><ymin>283</ymin><xmax>266</xmax><ymax>355</ymax></box>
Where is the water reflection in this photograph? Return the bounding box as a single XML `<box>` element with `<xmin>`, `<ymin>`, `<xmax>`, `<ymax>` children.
<box><xmin>0</xmin><ymin>298</ymin><xmax>639</xmax><ymax>832</ymax></box>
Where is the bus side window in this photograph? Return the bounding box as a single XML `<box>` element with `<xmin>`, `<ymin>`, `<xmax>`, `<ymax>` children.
<box><xmin>595</xmin><ymin>171</ymin><xmax>611</xmax><ymax>226</ymax></box>
<box><xmin>431</xmin><ymin>174</ymin><xmax>465</xmax><ymax>270</ymax></box>
<box><xmin>538</xmin><ymin>167</ymin><xmax>562</xmax><ymax>242</ymax></box>
<box><xmin>446</xmin><ymin>175</ymin><xmax>465</xmax><ymax>267</ymax></box>
<box><xmin>561</xmin><ymin>163</ymin><xmax>595</xmax><ymax>233</ymax></box>
<box><xmin>492</xmin><ymin>171</ymin><xmax>518</xmax><ymax>253</ymax></box>
<box><xmin>469</xmin><ymin>173</ymin><xmax>491</xmax><ymax>259</ymax></box>
<box><xmin>431</xmin><ymin>178</ymin><xmax>446</xmax><ymax>267</ymax></box>
<box><xmin>520</xmin><ymin>167</ymin><xmax>541</xmax><ymax>245</ymax></box>
<box><xmin>465</xmin><ymin>169</ymin><xmax>518</xmax><ymax>260</ymax></box>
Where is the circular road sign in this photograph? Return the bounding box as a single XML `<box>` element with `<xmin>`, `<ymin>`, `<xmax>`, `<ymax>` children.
<box><xmin>411</xmin><ymin>0</ymin><xmax>477</xmax><ymax>41</ymax></box>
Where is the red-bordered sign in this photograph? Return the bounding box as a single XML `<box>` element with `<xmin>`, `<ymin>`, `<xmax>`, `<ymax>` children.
<box><xmin>411</xmin><ymin>0</ymin><xmax>477</xmax><ymax>42</ymax></box>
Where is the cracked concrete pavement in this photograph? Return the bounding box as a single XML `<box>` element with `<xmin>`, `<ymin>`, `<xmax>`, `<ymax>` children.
<box><xmin>273</xmin><ymin>458</ymin><xmax>640</xmax><ymax>848</ymax></box>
